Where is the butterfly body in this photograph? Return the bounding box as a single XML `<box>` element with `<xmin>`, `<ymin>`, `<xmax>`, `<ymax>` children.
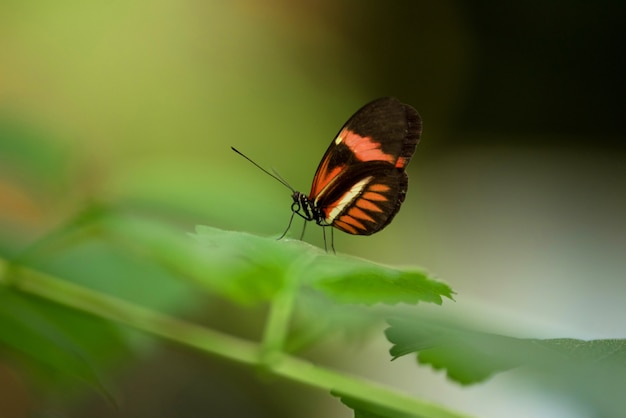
<box><xmin>232</xmin><ymin>97</ymin><xmax>421</xmax><ymax>249</ymax></box>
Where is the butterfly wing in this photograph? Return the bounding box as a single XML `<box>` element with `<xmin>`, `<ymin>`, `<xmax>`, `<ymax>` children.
<box><xmin>309</xmin><ymin>97</ymin><xmax>422</xmax><ymax>235</ymax></box>
<box><xmin>309</xmin><ymin>97</ymin><xmax>421</xmax><ymax>199</ymax></box>
<box><xmin>314</xmin><ymin>162</ymin><xmax>408</xmax><ymax>235</ymax></box>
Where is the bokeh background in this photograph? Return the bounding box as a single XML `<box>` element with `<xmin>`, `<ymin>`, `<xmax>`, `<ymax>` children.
<box><xmin>1</xmin><ymin>1</ymin><xmax>625</xmax><ymax>417</ymax></box>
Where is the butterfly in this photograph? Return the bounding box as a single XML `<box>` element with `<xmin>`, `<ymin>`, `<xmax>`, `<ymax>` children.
<box><xmin>232</xmin><ymin>97</ymin><xmax>422</xmax><ymax>252</ymax></box>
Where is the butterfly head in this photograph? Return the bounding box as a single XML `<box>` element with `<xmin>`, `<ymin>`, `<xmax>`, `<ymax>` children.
<box><xmin>291</xmin><ymin>191</ymin><xmax>316</xmax><ymax>222</ymax></box>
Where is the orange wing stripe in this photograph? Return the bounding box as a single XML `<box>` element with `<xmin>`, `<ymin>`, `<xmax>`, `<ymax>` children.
<box><xmin>342</xmin><ymin>129</ymin><xmax>395</xmax><ymax>163</ymax></box>
<box><xmin>348</xmin><ymin>206</ymin><xmax>376</xmax><ymax>222</ymax></box>
<box><xmin>334</xmin><ymin>219</ymin><xmax>358</xmax><ymax>234</ymax></box>
<box><xmin>339</xmin><ymin>215</ymin><xmax>367</xmax><ymax>230</ymax></box>
<box><xmin>311</xmin><ymin>165</ymin><xmax>343</xmax><ymax>197</ymax></box>
<box><xmin>356</xmin><ymin>199</ymin><xmax>382</xmax><ymax>212</ymax></box>
<box><xmin>362</xmin><ymin>192</ymin><xmax>387</xmax><ymax>201</ymax></box>
<box><xmin>368</xmin><ymin>184</ymin><xmax>390</xmax><ymax>192</ymax></box>
<box><xmin>395</xmin><ymin>156</ymin><xmax>409</xmax><ymax>168</ymax></box>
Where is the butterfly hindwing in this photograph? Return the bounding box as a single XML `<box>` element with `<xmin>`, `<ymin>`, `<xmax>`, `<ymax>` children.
<box><xmin>314</xmin><ymin>162</ymin><xmax>408</xmax><ymax>235</ymax></box>
<box><xmin>308</xmin><ymin>97</ymin><xmax>421</xmax><ymax>235</ymax></box>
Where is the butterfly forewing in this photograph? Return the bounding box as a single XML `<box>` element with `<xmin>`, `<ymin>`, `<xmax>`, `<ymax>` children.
<box><xmin>308</xmin><ymin>97</ymin><xmax>421</xmax><ymax>235</ymax></box>
<box><xmin>309</xmin><ymin>97</ymin><xmax>421</xmax><ymax>199</ymax></box>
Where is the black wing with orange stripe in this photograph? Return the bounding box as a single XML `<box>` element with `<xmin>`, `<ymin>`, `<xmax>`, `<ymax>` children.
<box><xmin>309</xmin><ymin>97</ymin><xmax>421</xmax><ymax>235</ymax></box>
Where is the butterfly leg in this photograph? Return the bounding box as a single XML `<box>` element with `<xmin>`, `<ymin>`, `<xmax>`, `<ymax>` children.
<box><xmin>299</xmin><ymin>219</ymin><xmax>307</xmax><ymax>240</ymax></box>
<box><xmin>321</xmin><ymin>226</ymin><xmax>336</xmax><ymax>254</ymax></box>
<box><xmin>278</xmin><ymin>211</ymin><xmax>296</xmax><ymax>240</ymax></box>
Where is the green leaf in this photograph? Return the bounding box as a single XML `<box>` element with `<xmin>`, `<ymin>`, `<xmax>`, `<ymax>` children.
<box><xmin>22</xmin><ymin>214</ymin><xmax>200</xmax><ymax>314</ymax></box>
<box><xmin>304</xmin><ymin>256</ymin><xmax>453</xmax><ymax>305</ymax></box>
<box><xmin>385</xmin><ymin>317</ymin><xmax>626</xmax><ymax>416</ymax></box>
<box><xmin>189</xmin><ymin>225</ymin><xmax>453</xmax><ymax>306</ymax></box>
<box><xmin>190</xmin><ymin>225</ymin><xmax>314</xmax><ymax>303</ymax></box>
<box><xmin>387</xmin><ymin>319</ymin><xmax>521</xmax><ymax>383</ymax></box>
<box><xmin>100</xmin><ymin>218</ymin><xmax>303</xmax><ymax>304</ymax></box>
<box><xmin>101</xmin><ymin>218</ymin><xmax>453</xmax><ymax>307</ymax></box>
<box><xmin>535</xmin><ymin>337</ymin><xmax>626</xmax><ymax>363</ymax></box>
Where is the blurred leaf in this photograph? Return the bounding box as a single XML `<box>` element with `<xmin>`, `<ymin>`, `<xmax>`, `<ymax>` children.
<box><xmin>0</xmin><ymin>113</ymin><xmax>70</xmax><ymax>192</ymax></box>
<box><xmin>97</xmin><ymin>216</ymin><xmax>291</xmax><ymax>305</ymax></box>
<box><xmin>386</xmin><ymin>319</ymin><xmax>520</xmax><ymax>383</ymax></box>
<box><xmin>27</xmin><ymin>236</ymin><xmax>199</xmax><ymax>314</ymax></box>
<box><xmin>536</xmin><ymin>338</ymin><xmax>626</xmax><ymax>362</ymax></box>
<box><xmin>0</xmin><ymin>114</ymin><xmax>73</xmax><ymax>244</ymax></box>
<box><xmin>18</xmin><ymin>207</ymin><xmax>201</xmax><ymax>314</ymax></box>
<box><xmin>385</xmin><ymin>317</ymin><xmax>626</xmax><ymax>416</ymax></box>
<box><xmin>285</xmin><ymin>295</ymin><xmax>381</xmax><ymax>354</ymax></box>
<box><xmin>0</xmin><ymin>287</ymin><xmax>129</xmax><ymax>396</ymax></box>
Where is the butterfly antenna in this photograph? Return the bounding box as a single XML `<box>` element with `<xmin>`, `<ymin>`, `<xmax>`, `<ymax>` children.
<box><xmin>271</xmin><ymin>168</ymin><xmax>293</xmax><ymax>189</ymax></box>
<box><xmin>231</xmin><ymin>147</ymin><xmax>295</xmax><ymax>192</ymax></box>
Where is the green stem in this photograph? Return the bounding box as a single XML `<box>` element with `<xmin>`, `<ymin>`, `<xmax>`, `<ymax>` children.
<box><xmin>260</xmin><ymin>280</ymin><xmax>295</xmax><ymax>364</ymax></box>
<box><xmin>260</xmin><ymin>253</ymin><xmax>314</xmax><ymax>364</ymax></box>
<box><xmin>10</xmin><ymin>263</ymin><xmax>260</xmax><ymax>365</ymax></box>
<box><xmin>3</xmin><ymin>261</ymin><xmax>473</xmax><ymax>418</ymax></box>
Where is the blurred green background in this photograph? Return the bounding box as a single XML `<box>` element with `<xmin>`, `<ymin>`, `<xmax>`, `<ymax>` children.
<box><xmin>1</xmin><ymin>1</ymin><xmax>625</xmax><ymax>417</ymax></box>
